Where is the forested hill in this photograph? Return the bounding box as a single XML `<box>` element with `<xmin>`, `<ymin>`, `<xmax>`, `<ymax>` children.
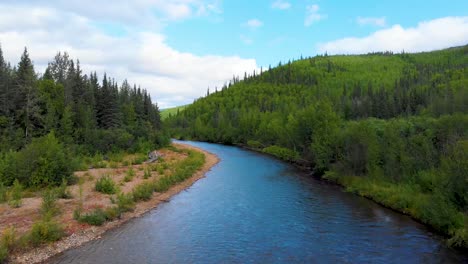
<box><xmin>166</xmin><ymin>45</ymin><xmax>468</xmax><ymax>247</ymax></box>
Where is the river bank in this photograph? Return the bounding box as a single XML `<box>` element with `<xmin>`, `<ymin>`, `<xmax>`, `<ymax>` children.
<box><xmin>4</xmin><ymin>143</ymin><xmax>219</xmax><ymax>264</ymax></box>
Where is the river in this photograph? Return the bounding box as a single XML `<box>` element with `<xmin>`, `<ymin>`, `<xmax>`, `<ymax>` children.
<box><xmin>51</xmin><ymin>141</ymin><xmax>467</xmax><ymax>263</ymax></box>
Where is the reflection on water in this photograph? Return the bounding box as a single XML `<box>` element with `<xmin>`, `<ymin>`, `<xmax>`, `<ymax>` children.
<box><xmin>51</xmin><ymin>141</ymin><xmax>467</xmax><ymax>264</ymax></box>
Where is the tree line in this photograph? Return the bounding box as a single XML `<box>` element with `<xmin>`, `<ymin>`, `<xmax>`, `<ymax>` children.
<box><xmin>0</xmin><ymin>46</ymin><xmax>168</xmax><ymax>187</ymax></box>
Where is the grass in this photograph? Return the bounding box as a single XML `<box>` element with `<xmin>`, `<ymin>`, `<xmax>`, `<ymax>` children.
<box><xmin>323</xmin><ymin>170</ymin><xmax>468</xmax><ymax>248</ymax></box>
<box><xmin>95</xmin><ymin>175</ymin><xmax>117</xmax><ymax>194</ymax></box>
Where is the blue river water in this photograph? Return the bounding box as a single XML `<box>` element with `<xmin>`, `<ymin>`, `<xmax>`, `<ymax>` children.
<box><xmin>51</xmin><ymin>141</ymin><xmax>467</xmax><ymax>264</ymax></box>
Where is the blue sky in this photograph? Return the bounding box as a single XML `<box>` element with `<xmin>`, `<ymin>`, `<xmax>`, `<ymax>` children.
<box><xmin>0</xmin><ymin>0</ymin><xmax>467</xmax><ymax>107</ymax></box>
<box><xmin>163</xmin><ymin>0</ymin><xmax>468</xmax><ymax>66</ymax></box>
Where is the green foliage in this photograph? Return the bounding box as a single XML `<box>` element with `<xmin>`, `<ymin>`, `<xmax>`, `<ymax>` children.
<box><xmin>0</xmin><ymin>226</ymin><xmax>16</xmax><ymax>263</ymax></box>
<box><xmin>8</xmin><ymin>179</ymin><xmax>22</xmax><ymax>208</ymax></box>
<box><xmin>0</xmin><ymin>133</ymin><xmax>74</xmax><ymax>187</ymax></box>
<box><xmin>132</xmin><ymin>183</ymin><xmax>154</xmax><ymax>202</ymax></box>
<box><xmin>154</xmin><ymin>150</ymin><xmax>205</xmax><ymax>192</ymax></box>
<box><xmin>95</xmin><ymin>175</ymin><xmax>117</xmax><ymax>194</ymax></box>
<box><xmin>113</xmin><ymin>192</ymin><xmax>135</xmax><ymax>213</ymax></box>
<box><xmin>0</xmin><ymin>183</ymin><xmax>7</xmax><ymax>203</ymax></box>
<box><xmin>160</xmin><ymin>105</ymin><xmax>187</xmax><ymax>120</ymax></box>
<box><xmin>29</xmin><ymin>219</ymin><xmax>64</xmax><ymax>246</ymax></box>
<box><xmin>55</xmin><ymin>178</ymin><xmax>72</xmax><ymax>199</ymax></box>
<box><xmin>262</xmin><ymin>146</ymin><xmax>300</xmax><ymax>162</ymax></box>
<box><xmin>77</xmin><ymin>209</ymin><xmax>107</xmax><ymax>226</ymax></box>
<box><xmin>246</xmin><ymin>140</ymin><xmax>263</xmax><ymax>149</ymax></box>
<box><xmin>41</xmin><ymin>189</ymin><xmax>59</xmax><ymax>217</ymax></box>
<box><xmin>143</xmin><ymin>168</ymin><xmax>152</xmax><ymax>179</ymax></box>
<box><xmin>166</xmin><ymin>46</ymin><xmax>468</xmax><ymax>247</ymax></box>
<box><xmin>124</xmin><ymin>168</ymin><xmax>135</xmax><ymax>182</ymax></box>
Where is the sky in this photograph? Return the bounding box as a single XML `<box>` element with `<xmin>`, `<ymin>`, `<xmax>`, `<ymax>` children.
<box><xmin>0</xmin><ymin>0</ymin><xmax>467</xmax><ymax>108</ymax></box>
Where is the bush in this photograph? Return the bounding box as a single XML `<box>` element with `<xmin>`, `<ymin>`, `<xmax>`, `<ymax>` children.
<box><xmin>95</xmin><ymin>176</ymin><xmax>117</xmax><ymax>194</ymax></box>
<box><xmin>8</xmin><ymin>179</ymin><xmax>22</xmax><ymax>208</ymax></box>
<box><xmin>143</xmin><ymin>168</ymin><xmax>151</xmax><ymax>179</ymax></box>
<box><xmin>41</xmin><ymin>189</ymin><xmax>59</xmax><ymax>217</ymax></box>
<box><xmin>0</xmin><ymin>132</ymin><xmax>74</xmax><ymax>187</ymax></box>
<box><xmin>247</xmin><ymin>140</ymin><xmax>263</xmax><ymax>149</ymax></box>
<box><xmin>124</xmin><ymin>168</ymin><xmax>135</xmax><ymax>182</ymax></box>
<box><xmin>55</xmin><ymin>178</ymin><xmax>72</xmax><ymax>199</ymax></box>
<box><xmin>77</xmin><ymin>209</ymin><xmax>107</xmax><ymax>226</ymax></box>
<box><xmin>113</xmin><ymin>192</ymin><xmax>135</xmax><ymax>213</ymax></box>
<box><xmin>262</xmin><ymin>145</ymin><xmax>300</xmax><ymax>162</ymax></box>
<box><xmin>132</xmin><ymin>154</ymin><xmax>147</xmax><ymax>165</ymax></box>
<box><xmin>132</xmin><ymin>183</ymin><xmax>154</xmax><ymax>202</ymax></box>
<box><xmin>0</xmin><ymin>183</ymin><xmax>7</xmax><ymax>203</ymax></box>
<box><xmin>0</xmin><ymin>226</ymin><xmax>16</xmax><ymax>262</ymax></box>
<box><xmin>29</xmin><ymin>220</ymin><xmax>64</xmax><ymax>246</ymax></box>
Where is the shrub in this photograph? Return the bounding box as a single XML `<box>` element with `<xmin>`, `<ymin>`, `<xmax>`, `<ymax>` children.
<box><xmin>262</xmin><ymin>145</ymin><xmax>300</xmax><ymax>162</ymax></box>
<box><xmin>0</xmin><ymin>133</ymin><xmax>74</xmax><ymax>187</ymax></box>
<box><xmin>0</xmin><ymin>244</ymin><xmax>7</xmax><ymax>263</ymax></box>
<box><xmin>0</xmin><ymin>183</ymin><xmax>7</xmax><ymax>203</ymax></box>
<box><xmin>8</xmin><ymin>179</ymin><xmax>22</xmax><ymax>208</ymax></box>
<box><xmin>95</xmin><ymin>176</ymin><xmax>117</xmax><ymax>194</ymax></box>
<box><xmin>247</xmin><ymin>140</ymin><xmax>263</xmax><ymax>149</ymax></box>
<box><xmin>113</xmin><ymin>192</ymin><xmax>135</xmax><ymax>213</ymax></box>
<box><xmin>132</xmin><ymin>183</ymin><xmax>154</xmax><ymax>202</ymax></box>
<box><xmin>133</xmin><ymin>154</ymin><xmax>147</xmax><ymax>165</ymax></box>
<box><xmin>29</xmin><ymin>220</ymin><xmax>64</xmax><ymax>246</ymax></box>
<box><xmin>143</xmin><ymin>168</ymin><xmax>151</xmax><ymax>179</ymax></box>
<box><xmin>0</xmin><ymin>226</ymin><xmax>16</xmax><ymax>262</ymax></box>
<box><xmin>55</xmin><ymin>178</ymin><xmax>72</xmax><ymax>199</ymax></box>
<box><xmin>41</xmin><ymin>189</ymin><xmax>59</xmax><ymax>217</ymax></box>
<box><xmin>123</xmin><ymin>168</ymin><xmax>135</xmax><ymax>182</ymax></box>
<box><xmin>103</xmin><ymin>207</ymin><xmax>120</xmax><ymax>221</ymax></box>
<box><xmin>77</xmin><ymin>209</ymin><xmax>107</xmax><ymax>226</ymax></box>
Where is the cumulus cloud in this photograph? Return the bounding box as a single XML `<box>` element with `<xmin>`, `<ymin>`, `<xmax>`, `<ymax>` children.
<box><xmin>272</xmin><ymin>0</ymin><xmax>291</xmax><ymax>10</ymax></box>
<box><xmin>304</xmin><ymin>4</ymin><xmax>327</xmax><ymax>26</ymax></box>
<box><xmin>357</xmin><ymin>16</ymin><xmax>386</xmax><ymax>27</ymax></box>
<box><xmin>0</xmin><ymin>1</ymin><xmax>257</xmax><ymax>108</ymax></box>
<box><xmin>11</xmin><ymin>0</ymin><xmax>223</xmax><ymax>27</ymax></box>
<box><xmin>317</xmin><ymin>16</ymin><xmax>468</xmax><ymax>55</ymax></box>
<box><xmin>244</xmin><ymin>19</ymin><xmax>264</xmax><ymax>29</ymax></box>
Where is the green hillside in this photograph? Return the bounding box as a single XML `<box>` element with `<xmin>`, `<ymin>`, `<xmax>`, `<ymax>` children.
<box><xmin>160</xmin><ymin>105</ymin><xmax>187</xmax><ymax>120</ymax></box>
<box><xmin>166</xmin><ymin>46</ymin><xmax>468</xmax><ymax>247</ymax></box>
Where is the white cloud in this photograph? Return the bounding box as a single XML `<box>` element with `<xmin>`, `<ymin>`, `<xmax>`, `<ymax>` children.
<box><xmin>10</xmin><ymin>0</ymin><xmax>223</xmax><ymax>29</ymax></box>
<box><xmin>357</xmin><ymin>16</ymin><xmax>386</xmax><ymax>27</ymax></box>
<box><xmin>305</xmin><ymin>4</ymin><xmax>327</xmax><ymax>26</ymax></box>
<box><xmin>244</xmin><ymin>19</ymin><xmax>263</xmax><ymax>29</ymax></box>
<box><xmin>0</xmin><ymin>2</ymin><xmax>257</xmax><ymax>108</ymax></box>
<box><xmin>272</xmin><ymin>0</ymin><xmax>291</xmax><ymax>10</ymax></box>
<box><xmin>317</xmin><ymin>16</ymin><xmax>468</xmax><ymax>55</ymax></box>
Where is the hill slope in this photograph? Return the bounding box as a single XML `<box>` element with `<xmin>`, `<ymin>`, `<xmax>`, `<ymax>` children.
<box><xmin>166</xmin><ymin>46</ymin><xmax>468</xmax><ymax>247</ymax></box>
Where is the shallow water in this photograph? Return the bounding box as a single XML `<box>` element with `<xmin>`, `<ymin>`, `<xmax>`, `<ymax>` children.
<box><xmin>51</xmin><ymin>141</ymin><xmax>468</xmax><ymax>263</ymax></box>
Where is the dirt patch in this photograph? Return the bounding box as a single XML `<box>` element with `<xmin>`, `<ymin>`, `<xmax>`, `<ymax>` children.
<box><xmin>3</xmin><ymin>143</ymin><xmax>219</xmax><ymax>264</ymax></box>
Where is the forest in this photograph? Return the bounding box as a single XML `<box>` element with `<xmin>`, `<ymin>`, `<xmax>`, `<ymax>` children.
<box><xmin>0</xmin><ymin>46</ymin><xmax>168</xmax><ymax>188</ymax></box>
<box><xmin>166</xmin><ymin>45</ymin><xmax>468</xmax><ymax>247</ymax></box>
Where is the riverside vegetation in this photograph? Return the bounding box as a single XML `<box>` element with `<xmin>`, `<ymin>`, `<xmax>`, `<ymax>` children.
<box><xmin>166</xmin><ymin>46</ymin><xmax>468</xmax><ymax>247</ymax></box>
<box><xmin>0</xmin><ymin>46</ymin><xmax>189</xmax><ymax>262</ymax></box>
